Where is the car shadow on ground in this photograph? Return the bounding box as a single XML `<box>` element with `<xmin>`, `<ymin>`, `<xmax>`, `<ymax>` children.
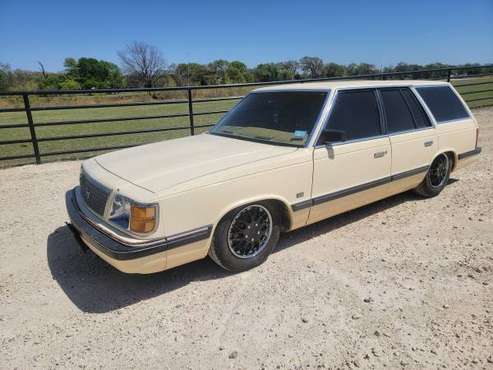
<box><xmin>47</xmin><ymin>178</ymin><xmax>459</xmax><ymax>314</ymax></box>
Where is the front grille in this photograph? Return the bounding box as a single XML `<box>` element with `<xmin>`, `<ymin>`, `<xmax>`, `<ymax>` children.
<box><xmin>80</xmin><ymin>171</ymin><xmax>111</xmax><ymax>216</ymax></box>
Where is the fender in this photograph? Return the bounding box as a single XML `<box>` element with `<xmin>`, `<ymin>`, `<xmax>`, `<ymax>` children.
<box><xmin>212</xmin><ymin>194</ymin><xmax>295</xmax><ymax>236</ymax></box>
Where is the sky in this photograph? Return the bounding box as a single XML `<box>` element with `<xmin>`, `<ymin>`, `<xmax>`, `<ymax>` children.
<box><xmin>1</xmin><ymin>0</ymin><xmax>492</xmax><ymax>72</ymax></box>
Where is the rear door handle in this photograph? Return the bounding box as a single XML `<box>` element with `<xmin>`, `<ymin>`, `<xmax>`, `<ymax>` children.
<box><xmin>373</xmin><ymin>150</ymin><xmax>387</xmax><ymax>158</ymax></box>
<box><xmin>424</xmin><ymin>140</ymin><xmax>433</xmax><ymax>147</ymax></box>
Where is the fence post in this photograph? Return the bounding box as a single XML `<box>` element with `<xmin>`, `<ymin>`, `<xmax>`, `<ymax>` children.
<box><xmin>22</xmin><ymin>93</ymin><xmax>41</xmax><ymax>164</ymax></box>
<box><xmin>187</xmin><ymin>88</ymin><xmax>195</xmax><ymax>136</ymax></box>
<box><xmin>447</xmin><ymin>69</ymin><xmax>451</xmax><ymax>82</ymax></box>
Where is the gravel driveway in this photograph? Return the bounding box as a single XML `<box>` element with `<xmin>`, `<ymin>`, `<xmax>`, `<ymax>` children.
<box><xmin>1</xmin><ymin>108</ymin><xmax>492</xmax><ymax>369</ymax></box>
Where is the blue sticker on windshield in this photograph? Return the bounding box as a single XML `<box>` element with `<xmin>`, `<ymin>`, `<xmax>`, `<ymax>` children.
<box><xmin>293</xmin><ymin>130</ymin><xmax>307</xmax><ymax>138</ymax></box>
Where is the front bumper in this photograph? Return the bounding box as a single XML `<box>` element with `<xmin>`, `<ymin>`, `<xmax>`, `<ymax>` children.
<box><xmin>65</xmin><ymin>188</ymin><xmax>213</xmax><ymax>273</ymax></box>
<box><xmin>66</xmin><ymin>188</ymin><xmax>170</xmax><ymax>260</ymax></box>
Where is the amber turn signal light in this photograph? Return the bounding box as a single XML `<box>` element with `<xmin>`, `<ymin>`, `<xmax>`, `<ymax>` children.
<box><xmin>130</xmin><ymin>205</ymin><xmax>157</xmax><ymax>233</ymax></box>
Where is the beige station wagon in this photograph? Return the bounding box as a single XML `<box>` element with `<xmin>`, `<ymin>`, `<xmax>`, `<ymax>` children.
<box><xmin>66</xmin><ymin>80</ymin><xmax>481</xmax><ymax>274</ymax></box>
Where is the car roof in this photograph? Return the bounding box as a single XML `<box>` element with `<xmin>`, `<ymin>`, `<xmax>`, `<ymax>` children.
<box><xmin>252</xmin><ymin>79</ymin><xmax>449</xmax><ymax>92</ymax></box>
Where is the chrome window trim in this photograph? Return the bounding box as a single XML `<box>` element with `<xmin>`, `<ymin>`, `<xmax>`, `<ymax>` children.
<box><xmin>410</xmin><ymin>86</ymin><xmax>438</xmax><ymax>128</ymax></box>
<box><xmin>303</xmin><ymin>90</ymin><xmax>332</xmax><ymax>148</ymax></box>
<box><xmin>449</xmin><ymin>83</ymin><xmax>476</xmax><ymax>121</ymax></box>
<box><xmin>314</xmin><ymin>134</ymin><xmax>388</xmax><ymax>149</ymax></box>
<box><xmin>252</xmin><ymin>87</ymin><xmax>331</xmax><ymax>93</ymax></box>
<box><xmin>431</xmin><ymin>117</ymin><xmax>472</xmax><ymax>125</ymax></box>
<box><xmin>381</xmin><ymin>87</ymin><xmax>435</xmax><ymax>132</ymax></box>
<box><xmin>307</xmin><ymin>89</ymin><xmax>336</xmax><ymax>147</ymax></box>
<box><xmin>310</xmin><ymin>87</ymin><xmax>384</xmax><ymax>147</ymax></box>
<box><xmin>387</xmin><ymin>126</ymin><xmax>435</xmax><ymax>137</ymax></box>
<box><xmin>336</xmin><ymin>84</ymin><xmax>413</xmax><ymax>91</ymax></box>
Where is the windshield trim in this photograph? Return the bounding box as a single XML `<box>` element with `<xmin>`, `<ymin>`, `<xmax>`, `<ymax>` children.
<box><xmin>209</xmin><ymin>131</ymin><xmax>304</xmax><ymax>148</ymax></box>
<box><xmin>209</xmin><ymin>90</ymin><xmax>330</xmax><ymax>148</ymax></box>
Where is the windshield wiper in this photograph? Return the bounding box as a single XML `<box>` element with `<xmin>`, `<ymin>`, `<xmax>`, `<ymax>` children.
<box><xmin>216</xmin><ymin>129</ymin><xmax>272</xmax><ymax>142</ymax></box>
<box><xmin>254</xmin><ymin>135</ymin><xmax>273</xmax><ymax>141</ymax></box>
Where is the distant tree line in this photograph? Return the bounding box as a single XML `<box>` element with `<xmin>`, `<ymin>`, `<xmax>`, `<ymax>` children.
<box><xmin>0</xmin><ymin>41</ymin><xmax>492</xmax><ymax>92</ymax></box>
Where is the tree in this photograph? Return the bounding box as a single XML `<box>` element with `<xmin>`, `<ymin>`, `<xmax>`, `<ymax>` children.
<box><xmin>118</xmin><ymin>41</ymin><xmax>166</xmax><ymax>87</ymax></box>
<box><xmin>346</xmin><ymin>63</ymin><xmax>378</xmax><ymax>76</ymax></box>
<box><xmin>253</xmin><ymin>63</ymin><xmax>281</xmax><ymax>82</ymax></box>
<box><xmin>277</xmin><ymin>61</ymin><xmax>299</xmax><ymax>80</ymax></box>
<box><xmin>37</xmin><ymin>61</ymin><xmax>47</xmax><ymax>78</ymax></box>
<box><xmin>62</xmin><ymin>57</ymin><xmax>124</xmax><ymax>89</ymax></box>
<box><xmin>323</xmin><ymin>63</ymin><xmax>346</xmax><ymax>77</ymax></box>
<box><xmin>0</xmin><ymin>63</ymin><xmax>12</xmax><ymax>91</ymax></box>
<box><xmin>170</xmin><ymin>63</ymin><xmax>212</xmax><ymax>86</ymax></box>
<box><xmin>58</xmin><ymin>78</ymin><xmax>81</xmax><ymax>90</ymax></box>
<box><xmin>38</xmin><ymin>74</ymin><xmax>65</xmax><ymax>90</ymax></box>
<box><xmin>208</xmin><ymin>59</ymin><xmax>230</xmax><ymax>84</ymax></box>
<box><xmin>299</xmin><ymin>56</ymin><xmax>324</xmax><ymax>78</ymax></box>
<box><xmin>225</xmin><ymin>61</ymin><xmax>251</xmax><ymax>83</ymax></box>
<box><xmin>422</xmin><ymin>62</ymin><xmax>450</xmax><ymax>79</ymax></box>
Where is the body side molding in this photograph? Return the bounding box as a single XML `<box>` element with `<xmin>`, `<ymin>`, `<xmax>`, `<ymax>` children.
<box><xmin>458</xmin><ymin>147</ymin><xmax>481</xmax><ymax>160</ymax></box>
<box><xmin>291</xmin><ymin>165</ymin><xmax>429</xmax><ymax>211</ymax></box>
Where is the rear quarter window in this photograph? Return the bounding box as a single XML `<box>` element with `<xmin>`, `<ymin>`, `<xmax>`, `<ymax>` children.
<box><xmin>416</xmin><ymin>86</ymin><xmax>470</xmax><ymax>123</ymax></box>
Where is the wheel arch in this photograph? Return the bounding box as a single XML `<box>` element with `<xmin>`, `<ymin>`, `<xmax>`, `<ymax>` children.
<box><xmin>213</xmin><ymin>195</ymin><xmax>294</xmax><ymax>236</ymax></box>
<box><xmin>432</xmin><ymin>149</ymin><xmax>457</xmax><ymax>172</ymax></box>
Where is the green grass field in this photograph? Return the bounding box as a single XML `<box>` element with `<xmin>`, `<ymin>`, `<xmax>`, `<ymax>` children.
<box><xmin>0</xmin><ymin>93</ymin><xmax>247</xmax><ymax>167</ymax></box>
<box><xmin>452</xmin><ymin>76</ymin><xmax>493</xmax><ymax>108</ymax></box>
<box><xmin>0</xmin><ymin>77</ymin><xmax>492</xmax><ymax>168</ymax></box>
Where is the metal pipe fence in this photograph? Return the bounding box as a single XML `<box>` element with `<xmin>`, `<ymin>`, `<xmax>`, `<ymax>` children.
<box><xmin>0</xmin><ymin>65</ymin><xmax>492</xmax><ymax>166</ymax></box>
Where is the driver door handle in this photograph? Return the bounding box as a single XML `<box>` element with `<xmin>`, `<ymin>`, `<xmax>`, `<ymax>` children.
<box><xmin>373</xmin><ymin>151</ymin><xmax>387</xmax><ymax>159</ymax></box>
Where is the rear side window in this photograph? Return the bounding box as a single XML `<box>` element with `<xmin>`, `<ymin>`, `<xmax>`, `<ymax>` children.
<box><xmin>416</xmin><ymin>86</ymin><xmax>469</xmax><ymax>123</ymax></box>
<box><xmin>401</xmin><ymin>89</ymin><xmax>431</xmax><ymax>128</ymax></box>
<box><xmin>380</xmin><ymin>89</ymin><xmax>415</xmax><ymax>133</ymax></box>
<box><xmin>323</xmin><ymin>90</ymin><xmax>381</xmax><ymax>142</ymax></box>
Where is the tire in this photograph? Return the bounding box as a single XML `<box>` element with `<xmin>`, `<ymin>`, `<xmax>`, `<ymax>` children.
<box><xmin>414</xmin><ymin>153</ymin><xmax>451</xmax><ymax>198</ymax></box>
<box><xmin>209</xmin><ymin>201</ymin><xmax>281</xmax><ymax>272</ymax></box>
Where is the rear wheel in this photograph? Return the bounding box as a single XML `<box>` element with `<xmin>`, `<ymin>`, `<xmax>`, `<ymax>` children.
<box><xmin>209</xmin><ymin>202</ymin><xmax>280</xmax><ymax>272</ymax></box>
<box><xmin>415</xmin><ymin>153</ymin><xmax>451</xmax><ymax>197</ymax></box>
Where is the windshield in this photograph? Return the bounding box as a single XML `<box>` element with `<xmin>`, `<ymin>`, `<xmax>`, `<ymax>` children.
<box><xmin>210</xmin><ymin>91</ymin><xmax>327</xmax><ymax>146</ymax></box>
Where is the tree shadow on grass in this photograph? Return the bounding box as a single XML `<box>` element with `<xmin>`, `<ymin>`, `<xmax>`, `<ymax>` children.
<box><xmin>48</xmin><ymin>178</ymin><xmax>459</xmax><ymax>314</ymax></box>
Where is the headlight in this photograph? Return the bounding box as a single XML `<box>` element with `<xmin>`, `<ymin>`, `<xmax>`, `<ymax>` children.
<box><xmin>109</xmin><ymin>194</ymin><xmax>131</xmax><ymax>229</ymax></box>
<box><xmin>108</xmin><ymin>194</ymin><xmax>158</xmax><ymax>234</ymax></box>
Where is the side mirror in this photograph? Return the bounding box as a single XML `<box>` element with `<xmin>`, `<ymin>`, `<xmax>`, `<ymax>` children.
<box><xmin>320</xmin><ymin>129</ymin><xmax>346</xmax><ymax>144</ymax></box>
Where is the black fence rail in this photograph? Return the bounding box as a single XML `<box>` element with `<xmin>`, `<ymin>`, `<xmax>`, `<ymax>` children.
<box><xmin>0</xmin><ymin>64</ymin><xmax>492</xmax><ymax>167</ymax></box>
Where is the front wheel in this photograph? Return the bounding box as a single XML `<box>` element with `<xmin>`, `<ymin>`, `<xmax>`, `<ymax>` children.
<box><xmin>209</xmin><ymin>202</ymin><xmax>280</xmax><ymax>272</ymax></box>
<box><xmin>415</xmin><ymin>153</ymin><xmax>451</xmax><ymax>197</ymax></box>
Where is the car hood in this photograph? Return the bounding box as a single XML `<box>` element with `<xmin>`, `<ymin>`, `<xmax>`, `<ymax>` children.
<box><xmin>95</xmin><ymin>133</ymin><xmax>297</xmax><ymax>194</ymax></box>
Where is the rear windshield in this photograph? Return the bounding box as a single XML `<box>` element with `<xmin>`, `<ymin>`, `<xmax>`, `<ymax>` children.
<box><xmin>416</xmin><ymin>86</ymin><xmax>469</xmax><ymax>123</ymax></box>
<box><xmin>210</xmin><ymin>91</ymin><xmax>327</xmax><ymax>146</ymax></box>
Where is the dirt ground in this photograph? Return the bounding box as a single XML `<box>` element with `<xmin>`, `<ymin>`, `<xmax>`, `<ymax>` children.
<box><xmin>1</xmin><ymin>108</ymin><xmax>492</xmax><ymax>369</ymax></box>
